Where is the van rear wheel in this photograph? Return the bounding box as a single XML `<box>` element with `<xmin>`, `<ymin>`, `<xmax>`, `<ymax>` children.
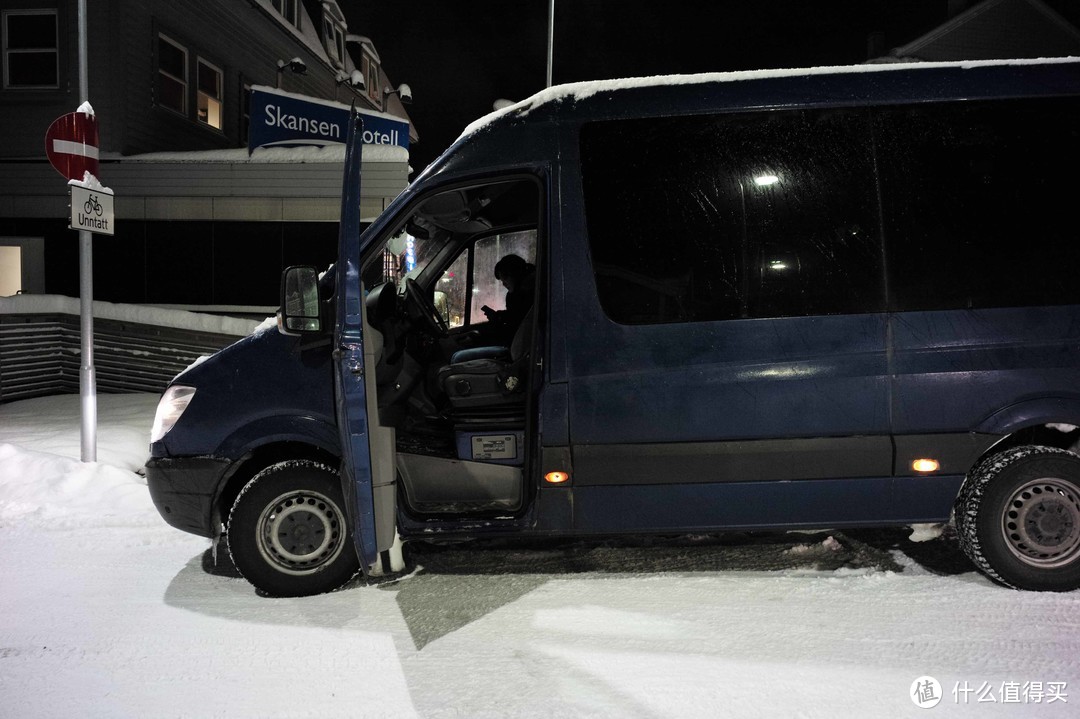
<box><xmin>955</xmin><ymin>445</ymin><xmax>1080</xmax><ymax>591</ymax></box>
<box><xmin>227</xmin><ymin>460</ymin><xmax>360</xmax><ymax>597</ymax></box>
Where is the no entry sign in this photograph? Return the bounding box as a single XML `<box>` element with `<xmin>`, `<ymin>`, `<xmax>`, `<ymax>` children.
<box><xmin>45</xmin><ymin>111</ymin><xmax>99</xmax><ymax>181</ymax></box>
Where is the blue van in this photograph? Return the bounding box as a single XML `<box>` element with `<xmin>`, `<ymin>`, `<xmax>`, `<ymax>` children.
<box><xmin>147</xmin><ymin>58</ymin><xmax>1080</xmax><ymax>596</ymax></box>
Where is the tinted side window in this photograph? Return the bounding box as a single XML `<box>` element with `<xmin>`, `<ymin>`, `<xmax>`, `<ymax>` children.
<box><xmin>580</xmin><ymin>109</ymin><xmax>883</xmax><ymax>324</ymax></box>
<box><xmin>878</xmin><ymin>97</ymin><xmax>1080</xmax><ymax>311</ymax></box>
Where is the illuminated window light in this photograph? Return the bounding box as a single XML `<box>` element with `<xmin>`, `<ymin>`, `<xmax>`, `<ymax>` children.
<box><xmin>912</xmin><ymin>458</ymin><xmax>940</xmax><ymax>473</ymax></box>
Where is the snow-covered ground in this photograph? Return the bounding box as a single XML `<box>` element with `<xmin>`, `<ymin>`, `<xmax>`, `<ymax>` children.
<box><xmin>2</xmin><ymin>394</ymin><xmax>1079</xmax><ymax>718</ymax></box>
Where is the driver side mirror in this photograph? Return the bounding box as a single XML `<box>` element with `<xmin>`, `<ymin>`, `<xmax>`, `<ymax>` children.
<box><xmin>279</xmin><ymin>266</ymin><xmax>322</xmax><ymax>335</ymax></box>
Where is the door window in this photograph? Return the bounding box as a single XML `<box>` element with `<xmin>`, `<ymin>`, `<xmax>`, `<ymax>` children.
<box><xmin>362</xmin><ymin>181</ymin><xmax>540</xmax><ymax>330</ymax></box>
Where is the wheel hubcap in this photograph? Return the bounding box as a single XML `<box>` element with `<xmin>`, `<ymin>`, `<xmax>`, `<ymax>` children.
<box><xmin>1001</xmin><ymin>478</ymin><xmax>1080</xmax><ymax>568</ymax></box>
<box><xmin>256</xmin><ymin>490</ymin><xmax>345</xmax><ymax>575</ymax></box>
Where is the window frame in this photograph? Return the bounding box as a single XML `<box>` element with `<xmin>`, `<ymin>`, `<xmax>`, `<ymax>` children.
<box><xmin>196</xmin><ymin>56</ymin><xmax>224</xmax><ymax>130</ymax></box>
<box><xmin>2</xmin><ymin>9</ymin><xmax>59</xmax><ymax>90</ymax></box>
<box><xmin>362</xmin><ymin>53</ymin><xmax>382</xmax><ymax>109</ymax></box>
<box><xmin>156</xmin><ymin>32</ymin><xmax>188</xmax><ymax>116</ymax></box>
<box><xmin>323</xmin><ymin>17</ymin><xmax>346</xmax><ymax>68</ymax></box>
<box><xmin>271</xmin><ymin>0</ymin><xmax>302</xmax><ymax>30</ymax></box>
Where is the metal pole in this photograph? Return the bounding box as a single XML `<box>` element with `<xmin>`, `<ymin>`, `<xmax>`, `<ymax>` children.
<box><xmin>546</xmin><ymin>0</ymin><xmax>554</xmax><ymax>88</ymax></box>
<box><xmin>78</xmin><ymin>0</ymin><xmax>96</xmax><ymax>462</ymax></box>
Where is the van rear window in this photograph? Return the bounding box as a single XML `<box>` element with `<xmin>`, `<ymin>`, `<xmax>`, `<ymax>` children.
<box><xmin>877</xmin><ymin>96</ymin><xmax>1080</xmax><ymax>312</ymax></box>
<box><xmin>581</xmin><ymin>96</ymin><xmax>1080</xmax><ymax>325</ymax></box>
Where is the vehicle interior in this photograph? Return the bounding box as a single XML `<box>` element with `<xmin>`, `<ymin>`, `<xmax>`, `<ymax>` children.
<box><xmin>359</xmin><ymin>177</ymin><xmax>541</xmax><ymax>517</ymax></box>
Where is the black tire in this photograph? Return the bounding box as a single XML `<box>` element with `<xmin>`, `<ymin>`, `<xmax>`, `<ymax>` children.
<box><xmin>227</xmin><ymin>460</ymin><xmax>360</xmax><ymax>597</ymax></box>
<box><xmin>955</xmin><ymin>445</ymin><xmax>1080</xmax><ymax>591</ymax></box>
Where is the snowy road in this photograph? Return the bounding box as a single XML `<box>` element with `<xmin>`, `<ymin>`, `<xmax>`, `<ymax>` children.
<box><xmin>2</xmin><ymin>394</ymin><xmax>1080</xmax><ymax>718</ymax></box>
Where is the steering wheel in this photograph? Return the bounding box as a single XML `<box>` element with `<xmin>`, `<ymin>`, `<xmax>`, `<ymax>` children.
<box><xmin>404</xmin><ymin>278</ymin><xmax>449</xmax><ymax>337</ymax></box>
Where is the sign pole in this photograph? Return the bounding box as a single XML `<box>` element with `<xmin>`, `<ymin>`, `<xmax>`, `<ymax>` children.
<box><xmin>77</xmin><ymin>0</ymin><xmax>96</xmax><ymax>463</ymax></box>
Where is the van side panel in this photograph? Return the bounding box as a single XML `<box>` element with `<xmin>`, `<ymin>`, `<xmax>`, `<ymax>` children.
<box><xmin>566</xmin><ymin>315</ymin><xmax>890</xmax><ymax>445</ymax></box>
<box><xmin>572</xmin><ymin>476</ymin><xmax>964</xmax><ymax>534</ymax></box>
<box><xmin>548</xmin><ymin>67</ymin><xmax>1080</xmax><ymax>533</ymax></box>
<box><xmin>891</xmin><ymin>308</ymin><xmax>1080</xmax><ymax>436</ymax></box>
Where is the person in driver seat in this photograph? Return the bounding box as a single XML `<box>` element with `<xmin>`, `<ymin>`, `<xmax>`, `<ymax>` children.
<box><xmin>482</xmin><ymin>254</ymin><xmax>535</xmax><ymax>345</ymax></box>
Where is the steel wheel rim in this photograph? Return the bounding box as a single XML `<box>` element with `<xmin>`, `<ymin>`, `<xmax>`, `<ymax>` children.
<box><xmin>256</xmin><ymin>490</ymin><xmax>345</xmax><ymax>576</ymax></box>
<box><xmin>1001</xmin><ymin>477</ymin><xmax>1080</xmax><ymax>569</ymax></box>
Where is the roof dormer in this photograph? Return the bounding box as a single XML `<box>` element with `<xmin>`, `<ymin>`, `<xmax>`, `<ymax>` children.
<box><xmin>319</xmin><ymin>1</ymin><xmax>347</xmax><ymax>69</ymax></box>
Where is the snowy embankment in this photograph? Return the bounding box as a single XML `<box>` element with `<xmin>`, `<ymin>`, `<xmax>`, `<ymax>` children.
<box><xmin>0</xmin><ymin>394</ymin><xmax>159</xmax><ymax>528</ymax></box>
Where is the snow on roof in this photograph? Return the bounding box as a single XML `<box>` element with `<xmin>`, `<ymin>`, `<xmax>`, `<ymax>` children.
<box><xmin>249</xmin><ymin>84</ymin><xmax>406</xmax><ymax>123</ymax></box>
<box><xmin>110</xmin><ymin>143</ymin><xmax>407</xmax><ymax>164</ymax></box>
<box><xmin>346</xmin><ymin>34</ymin><xmax>380</xmax><ymax>63</ymax></box>
<box><xmin>460</xmin><ymin>56</ymin><xmax>1080</xmax><ymax>140</ymax></box>
<box><xmin>0</xmin><ymin>294</ymin><xmax>260</xmax><ymax>336</ymax></box>
<box><xmin>252</xmin><ymin>0</ymin><xmax>334</xmax><ymax>70</ymax></box>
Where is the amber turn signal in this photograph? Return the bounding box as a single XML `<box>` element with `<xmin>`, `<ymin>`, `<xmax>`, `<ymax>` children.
<box><xmin>544</xmin><ymin>471</ymin><xmax>570</xmax><ymax>484</ymax></box>
<box><xmin>912</xmin><ymin>458</ymin><xmax>940</xmax><ymax>473</ymax></box>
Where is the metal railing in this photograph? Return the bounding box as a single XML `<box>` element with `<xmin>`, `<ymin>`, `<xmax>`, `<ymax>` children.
<box><xmin>0</xmin><ymin>312</ymin><xmax>244</xmax><ymax>402</ymax></box>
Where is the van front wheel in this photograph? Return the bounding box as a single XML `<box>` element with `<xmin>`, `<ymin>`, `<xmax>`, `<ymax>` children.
<box><xmin>955</xmin><ymin>445</ymin><xmax>1080</xmax><ymax>591</ymax></box>
<box><xmin>227</xmin><ymin>460</ymin><xmax>360</xmax><ymax>597</ymax></box>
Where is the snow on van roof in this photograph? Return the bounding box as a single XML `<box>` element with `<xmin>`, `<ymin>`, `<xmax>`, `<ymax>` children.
<box><xmin>459</xmin><ymin>56</ymin><xmax>1080</xmax><ymax>140</ymax></box>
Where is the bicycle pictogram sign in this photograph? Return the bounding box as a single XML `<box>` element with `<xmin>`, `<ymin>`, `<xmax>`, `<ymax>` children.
<box><xmin>83</xmin><ymin>194</ymin><xmax>103</xmax><ymax>217</ymax></box>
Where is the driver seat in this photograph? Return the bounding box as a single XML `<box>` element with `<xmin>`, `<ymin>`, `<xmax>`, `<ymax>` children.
<box><xmin>436</xmin><ymin>309</ymin><xmax>533</xmax><ymax>414</ymax></box>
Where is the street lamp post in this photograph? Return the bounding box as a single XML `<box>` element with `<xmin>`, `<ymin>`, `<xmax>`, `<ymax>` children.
<box><xmin>546</xmin><ymin>0</ymin><xmax>554</xmax><ymax>88</ymax></box>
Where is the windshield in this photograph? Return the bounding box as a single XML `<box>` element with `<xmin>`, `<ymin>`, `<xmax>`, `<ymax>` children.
<box><xmin>362</xmin><ymin>228</ymin><xmax>449</xmax><ymax>294</ymax></box>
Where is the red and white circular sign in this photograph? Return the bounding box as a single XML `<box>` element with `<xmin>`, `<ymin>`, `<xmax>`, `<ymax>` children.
<box><xmin>45</xmin><ymin>111</ymin><xmax>99</xmax><ymax>181</ymax></box>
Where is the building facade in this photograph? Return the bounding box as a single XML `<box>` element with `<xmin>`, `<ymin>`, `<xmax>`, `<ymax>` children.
<box><xmin>0</xmin><ymin>0</ymin><xmax>416</xmax><ymax>309</ymax></box>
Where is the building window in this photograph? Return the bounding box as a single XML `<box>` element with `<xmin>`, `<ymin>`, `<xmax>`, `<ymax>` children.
<box><xmin>363</xmin><ymin>54</ymin><xmax>381</xmax><ymax>109</ymax></box>
<box><xmin>2</xmin><ymin>9</ymin><xmax>59</xmax><ymax>89</ymax></box>
<box><xmin>197</xmin><ymin>57</ymin><xmax>223</xmax><ymax>129</ymax></box>
<box><xmin>323</xmin><ymin>18</ymin><xmax>345</xmax><ymax>68</ymax></box>
<box><xmin>157</xmin><ymin>33</ymin><xmax>187</xmax><ymax>115</ymax></box>
<box><xmin>271</xmin><ymin>0</ymin><xmax>301</xmax><ymax>30</ymax></box>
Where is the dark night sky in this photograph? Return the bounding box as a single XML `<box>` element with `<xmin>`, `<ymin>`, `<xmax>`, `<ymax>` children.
<box><xmin>347</xmin><ymin>0</ymin><xmax>1080</xmax><ymax>173</ymax></box>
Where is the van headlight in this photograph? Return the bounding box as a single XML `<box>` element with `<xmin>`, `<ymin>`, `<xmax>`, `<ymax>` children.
<box><xmin>151</xmin><ymin>386</ymin><xmax>196</xmax><ymax>443</ymax></box>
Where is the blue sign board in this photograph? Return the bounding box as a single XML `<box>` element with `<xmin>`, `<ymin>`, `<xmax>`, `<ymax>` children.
<box><xmin>248</xmin><ymin>86</ymin><xmax>409</xmax><ymax>152</ymax></box>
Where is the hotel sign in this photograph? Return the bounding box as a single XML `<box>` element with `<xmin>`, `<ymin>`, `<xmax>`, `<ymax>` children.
<box><xmin>248</xmin><ymin>86</ymin><xmax>409</xmax><ymax>152</ymax></box>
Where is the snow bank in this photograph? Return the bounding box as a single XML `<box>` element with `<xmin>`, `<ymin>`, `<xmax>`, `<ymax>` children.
<box><xmin>0</xmin><ymin>444</ymin><xmax>155</xmax><ymax>528</ymax></box>
<box><xmin>0</xmin><ymin>394</ymin><xmax>160</xmax><ymax>528</ymax></box>
<box><xmin>0</xmin><ymin>294</ymin><xmax>259</xmax><ymax>336</ymax></box>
